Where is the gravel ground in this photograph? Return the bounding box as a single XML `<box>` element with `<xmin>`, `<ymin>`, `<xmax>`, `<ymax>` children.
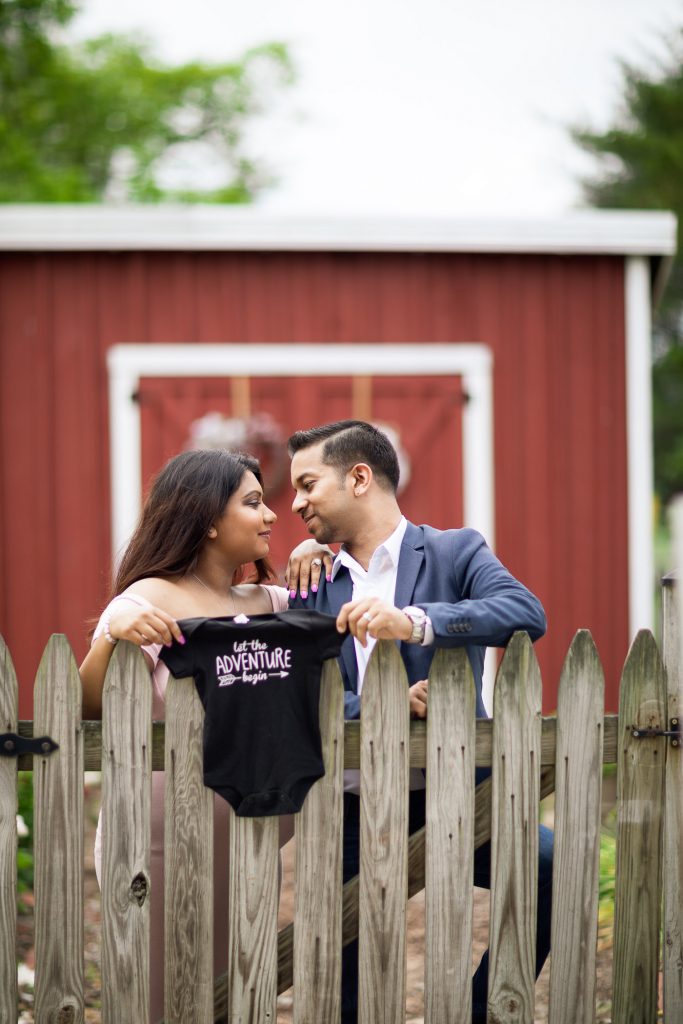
<box><xmin>16</xmin><ymin>786</ymin><xmax>616</xmax><ymax>1023</ymax></box>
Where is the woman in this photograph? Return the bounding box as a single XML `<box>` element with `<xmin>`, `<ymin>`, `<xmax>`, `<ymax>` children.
<box><xmin>80</xmin><ymin>448</ymin><xmax>324</xmax><ymax>1022</ymax></box>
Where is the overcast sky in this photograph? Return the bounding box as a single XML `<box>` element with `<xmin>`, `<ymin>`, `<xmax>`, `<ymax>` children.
<box><xmin>69</xmin><ymin>0</ymin><xmax>683</xmax><ymax>216</ymax></box>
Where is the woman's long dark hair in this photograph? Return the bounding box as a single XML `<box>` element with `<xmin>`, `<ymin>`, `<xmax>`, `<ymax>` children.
<box><xmin>113</xmin><ymin>449</ymin><xmax>275</xmax><ymax>596</ymax></box>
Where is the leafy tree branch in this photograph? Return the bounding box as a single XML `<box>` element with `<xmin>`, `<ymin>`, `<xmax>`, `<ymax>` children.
<box><xmin>573</xmin><ymin>32</ymin><xmax>683</xmax><ymax>504</ymax></box>
<box><xmin>0</xmin><ymin>0</ymin><xmax>295</xmax><ymax>202</ymax></box>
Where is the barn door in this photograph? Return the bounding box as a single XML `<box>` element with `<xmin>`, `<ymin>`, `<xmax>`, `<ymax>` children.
<box><xmin>136</xmin><ymin>373</ymin><xmax>466</xmax><ymax>574</ymax></box>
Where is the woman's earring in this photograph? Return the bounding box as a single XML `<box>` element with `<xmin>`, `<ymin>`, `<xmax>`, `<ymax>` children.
<box><xmin>208</xmin><ymin>526</ymin><xmax>218</xmax><ymax>539</ymax></box>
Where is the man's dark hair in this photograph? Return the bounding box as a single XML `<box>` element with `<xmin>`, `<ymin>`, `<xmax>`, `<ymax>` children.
<box><xmin>287</xmin><ymin>420</ymin><xmax>400</xmax><ymax>493</ymax></box>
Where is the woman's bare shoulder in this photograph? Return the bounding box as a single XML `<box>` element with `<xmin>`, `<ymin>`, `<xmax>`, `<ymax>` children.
<box><xmin>123</xmin><ymin>577</ymin><xmax>187</xmax><ymax>615</ymax></box>
<box><xmin>260</xmin><ymin>584</ymin><xmax>289</xmax><ymax>612</ymax></box>
<box><xmin>233</xmin><ymin>583</ymin><xmax>287</xmax><ymax>614</ymax></box>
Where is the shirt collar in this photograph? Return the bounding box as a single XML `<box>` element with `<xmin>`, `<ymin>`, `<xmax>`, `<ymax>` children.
<box><xmin>331</xmin><ymin>516</ymin><xmax>407</xmax><ymax>580</ymax></box>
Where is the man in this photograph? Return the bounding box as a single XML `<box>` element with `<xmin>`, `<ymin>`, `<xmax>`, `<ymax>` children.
<box><xmin>287</xmin><ymin>419</ymin><xmax>552</xmax><ymax>1024</ymax></box>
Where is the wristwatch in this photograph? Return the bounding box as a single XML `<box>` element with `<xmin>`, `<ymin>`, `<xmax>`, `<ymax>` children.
<box><xmin>402</xmin><ymin>605</ymin><xmax>428</xmax><ymax>644</ymax></box>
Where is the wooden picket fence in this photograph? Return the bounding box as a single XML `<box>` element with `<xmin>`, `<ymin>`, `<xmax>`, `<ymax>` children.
<box><xmin>1</xmin><ymin>577</ymin><xmax>682</xmax><ymax>1023</ymax></box>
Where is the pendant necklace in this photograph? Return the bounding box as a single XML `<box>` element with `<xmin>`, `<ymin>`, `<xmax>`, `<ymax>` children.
<box><xmin>191</xmin><ymin>572</ymin><xmax>236</xmax><ymax>615</ymax></box>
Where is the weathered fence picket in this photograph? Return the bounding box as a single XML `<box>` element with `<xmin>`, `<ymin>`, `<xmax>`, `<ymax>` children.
<box><xmin>228</xmin><ymin>815</ymin><xmax>279</xmax><ymax>1024</ymax></box>
<box><xmin>488</xmin><ymin>632</ymin><xmax>542</xmax><ymax>1023</ymax></box>
<box><xmin>612</xmin><ymin>630</ymin><xmax>667</xmax><ymax>1024</ymax></box>
<box><xmin>548</xmin><ymin>630</ymin><xmax>604</xmax><ymax>1024</ymax></box>
<box><xmin>425</xmin><ymin>647</ymin><xmax>475</xmax><ymax>1024</ymax></box>
<box><xmin>101</xmin><ymin>641</ymin><xmax>152</xmax><ymax>1024</ymax></box>
<box><xmin>164</xmin><ymin>673</ymin><xmax>214</xmax><ymax>1023</ymax></box>
<box><xmin>358</xmin><ymin>640</ymin><xmax>410</xmax><ymax>1024</ymax></box>
<box><xmin>0</xmin><ymin>635</ymin><xmax>18</xmax><ymax>1023</ymax></box>
<box><xmin>33</xmin><ymin>634</ymin><xmax>84</xmax><ymax>1023</ymax></box>
<box><xmin>293</xmin><ymin>658</ymin><xmax>345</xmax><ymax>1024</ymax></box>
<box><xmin>3</xmin><ymin>589</ymin><xmax>682</xmax><ymax>1023</ymax></box>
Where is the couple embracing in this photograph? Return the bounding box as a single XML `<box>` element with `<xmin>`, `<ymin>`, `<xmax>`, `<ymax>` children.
<box><xmin>80</xmin><ymin>419</ymin><xmax>552</xmax><ymax>1024</ymax></box>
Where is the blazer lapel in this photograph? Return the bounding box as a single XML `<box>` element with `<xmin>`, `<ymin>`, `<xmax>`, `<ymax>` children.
<box><xmin>326</xmin><ymin>568</ymin><xmax>358</xmax><ymax>692</ymax></box>
<box><xmin>326</xmin><ymin>566</ymin><xmax>353</xmax><ymax>617</ymax></box>
<box><xmin>394</xmin><ymin>522</ymin><xmax>425</xmax><ymax>609</ymax></box>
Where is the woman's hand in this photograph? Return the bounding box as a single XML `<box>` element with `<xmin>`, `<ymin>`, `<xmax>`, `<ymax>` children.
<box><xmin>285</xmin><ymin>540</ymin><xmax>335</xmax><ymax>598</ymax></box>
<box><xmin>80</xmin><ymin>598</ymin><xmax>183</xmax><ymax>719</ymax></box>
<box><xmin>106</xmin><ymin>603</ymin><xmax>185</xmax><ymax>648</ymax></box>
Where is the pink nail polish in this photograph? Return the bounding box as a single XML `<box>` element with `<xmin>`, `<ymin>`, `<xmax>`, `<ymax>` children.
<box><xmin>326</xmin><ymin>574</ymin><xmax>332</xmax><ymax>582</ymax></box>
<box><xmin>312</xmin><ymin>584</ymin><xmax>318</xmax><ymax>593</ymax></box>
<box><xmin>179</xmin><ymin>636</ymin><xmax>186</xmax><ymax>645</ymax></box>
<box><xmin>301</xmin><ymin>590</ymin><xmax>308</xmax><ymax>599</ymax></box>
<box><xmin>289</xmin><ymin>589</ymin><xmax>296</xmax><ymax>599</ymax></box>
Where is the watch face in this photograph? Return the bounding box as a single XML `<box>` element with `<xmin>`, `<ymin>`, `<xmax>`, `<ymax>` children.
<box><xmin>406</xmin><ymin>610</ymin><xmax>425</xmax><ymax>641</ymax></box>
<box><xmin>402</xmin><ymin>606</ymin><xmax>425</xmax><ymax>642</ymax></box>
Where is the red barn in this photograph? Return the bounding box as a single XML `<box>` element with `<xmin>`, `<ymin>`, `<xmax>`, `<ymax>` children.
<box><xmin>0</xmin><ymin>206</ymin><xmax>676</xmax><ymax>716</ymax></box>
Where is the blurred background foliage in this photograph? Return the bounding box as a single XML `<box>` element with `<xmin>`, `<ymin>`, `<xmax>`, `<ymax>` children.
<box><xmin>0</xmin><ymin>0</ymin><xmax>294</xmax><ymax>202</ymax></box>
<box><xmin>574</xmin><ymin>32</ymin><xmax>683</xmax><ymax>510</ymax></box>
<box><xmin>16</xmin><ymin>773</ymin><xmax>33</xmax><ymax>909</ymax></box>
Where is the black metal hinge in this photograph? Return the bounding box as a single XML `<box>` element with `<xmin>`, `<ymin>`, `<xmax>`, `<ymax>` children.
<box><xmin>631</xmin><ymin>717</ymin><xmax>680</xmax><ymax>747</ymax></box>
<box><xmin>0</xmin><ymin>733</ymin><xmax>59</xmax><ymax>757</ymax></box>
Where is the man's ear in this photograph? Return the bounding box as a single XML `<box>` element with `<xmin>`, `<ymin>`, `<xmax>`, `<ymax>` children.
<box><xmin>349</xmin><ymin>463</ymin><xmax>372</xmax><ymax>496</ymax></box>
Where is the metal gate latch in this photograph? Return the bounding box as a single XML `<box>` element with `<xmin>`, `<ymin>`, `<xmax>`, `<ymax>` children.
<box><xmin>0</xmin><ymin>733</ymin><xmax>59</xmax><ymax>757</ymax></box>
<box><xmin>631</xmin><ymin>718</ymin><xmax>680</xmax><ymax>747</ymax></box>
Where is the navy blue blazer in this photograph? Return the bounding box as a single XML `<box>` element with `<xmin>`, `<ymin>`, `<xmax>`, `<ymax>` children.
<box><xmin>290</xmin><ymin>522</ymin><xmax>546</xmax><ymax>721</ymax></box>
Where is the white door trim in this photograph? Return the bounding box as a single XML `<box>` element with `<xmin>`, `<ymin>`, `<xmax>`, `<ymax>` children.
<box><xmin>107</xmin><ymin>342</ymin><xmax>495</xmax><ymax>559</ymax></box>
<box><xmin>624</xmin><ymin>257</ymin><xmax>655</xmax><ymax>635</ymax></box>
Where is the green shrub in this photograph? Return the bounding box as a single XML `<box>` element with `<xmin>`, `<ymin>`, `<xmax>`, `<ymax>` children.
<box><xmin>598</xmin><ymin>830</ymin><xmax>616</xmax><ymax>948</ymax></box>
<box><xmin>16</xmin><ymin>772</ymin><xmax>34</xmax><ymax>901</ymax></box>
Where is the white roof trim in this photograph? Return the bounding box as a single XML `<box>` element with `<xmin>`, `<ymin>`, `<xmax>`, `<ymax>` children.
<box><xmin>0</xmin><ymin>205</ymin><xmax>676</xmax><ymax>256</ymax></box>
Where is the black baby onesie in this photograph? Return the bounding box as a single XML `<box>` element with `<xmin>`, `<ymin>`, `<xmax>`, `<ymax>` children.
<box><xmin>159</xmin><ymin>611</ymin><xmax>344</xmax><ymax>817</ymax></box>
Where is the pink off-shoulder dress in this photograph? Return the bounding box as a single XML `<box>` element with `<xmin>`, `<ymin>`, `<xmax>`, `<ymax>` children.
<box><xmin>93</xmin><ymin>586</ymin><xmax>293</xmax><ymax>1023</ymax></box>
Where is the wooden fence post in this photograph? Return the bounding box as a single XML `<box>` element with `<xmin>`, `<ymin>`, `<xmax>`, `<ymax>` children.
<box><xmin>0</xmin><ymin>635</ymin><xmax>18</xmax><ymax>1023</ymax></box>
<box><xmin>164</xmin><ymin>673</ymin><xmax>214</xmax><ymax>1023</ymax></box>
<box><xmin>548</xmin><ymin>630</ymin><xmax>604</xmax><ymax>1024</ymax></box>
<box><xmin>358</xmin><ymin>640</ymin><xmax>410</xmax><ymax>1024</ymax></box>
<box><xmin>33</xmin><ymin>634</ymin><xmax>84</xmax><ymax>1024</ymax></box>
<box><xmin>101</xmin><ymin>641</ymin><xmax>152</xmax><ymax>1024</ymax></box>
<box><xmin>293</xmin><ymin>658</ymin><xmax>345</xmax><ymax>1024</ymax></box>
<box><xmin>612</xmin><ymin>630</ymin><xmax>666</xmax><ymax>1024</ymax></box>
<box><xmin>488</xmin><ymin>631</ymin><xmax>542</xmax><ymax>1024</ymax></box>
<box><xmin>662</xmin><ymin>572</ymin><xmax>683</xmax><ymax>1019</ymax></box>
<box><xmin>228</xmin><ymin>814</ymin><xmax>279</xmax><ymax>1023</ymax></box>
<box><xmin>425</xmin><ymin>647</ymin><xmax>475</xmax><ymax>1024</ymax></box>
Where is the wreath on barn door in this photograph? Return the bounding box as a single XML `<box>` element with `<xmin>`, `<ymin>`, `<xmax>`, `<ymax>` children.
<box><xmin>187</xmin><ymin>413</ymin><xmax>411</xmax><ymax>498</ymax></box>
<box><xmin>187</xmin><ymin>411</ymin><xmax>290</xmax><ymax>497</ymax></box>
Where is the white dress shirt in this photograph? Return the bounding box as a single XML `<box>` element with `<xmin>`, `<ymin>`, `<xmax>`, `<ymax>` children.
<box><xmin>332</xmin><ymin>516</ymin><xmax>408</xmax><ymax>696</ymax></box>
<box><xmin>331</xmin><ymin>516</ymin><xmax>429</xmax><ymax>793</ymax></box>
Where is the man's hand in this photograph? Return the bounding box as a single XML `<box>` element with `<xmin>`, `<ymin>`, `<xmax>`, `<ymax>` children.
<box><xmin>409</xmin><ymin>679</ymin><xmax>428</xmax><ymax>719</ymax></box>
<box><xmin>285</xmin><ymin>540</ymin><xmax>335</xmax><ymax>598</ymax></box>
<box><xmin>337</xmin><ymin>597</ymin><xmax>412</xmax><ymax>647</ymax></box>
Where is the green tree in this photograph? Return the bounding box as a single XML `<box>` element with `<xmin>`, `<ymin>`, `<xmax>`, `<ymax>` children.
<box><xmin>573</xmin><ymin>33</ymin><xmax>683</xmax><ymax>506</ymax></box>
<box><xmin>0</xmin><ymin>0</ymin><xmax>294</xmax><ymax>202</ymax></box>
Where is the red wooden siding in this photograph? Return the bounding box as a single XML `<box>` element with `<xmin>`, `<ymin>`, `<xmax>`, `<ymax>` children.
<box><xmin>0</xmin><ymin>251</ymin><xmax>628</xmax><ymax>716</ymax></box>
